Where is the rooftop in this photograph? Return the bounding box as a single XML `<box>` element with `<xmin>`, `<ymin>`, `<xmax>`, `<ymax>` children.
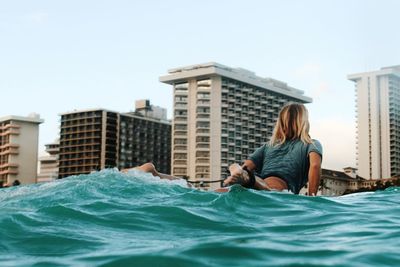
<box><xmin>348</xmin><ymin>65</ymin><xmax>400</xmax><ymax>80</ymax></box>
<box><xmin>160</xmin><ymin>62</ymin><xmax>312</xmax><ymax>103</ymax></box>
<box><xmin>0</xmin><ymin>114</ymin><xmax>44</xmax><ymax>124</ymax></box>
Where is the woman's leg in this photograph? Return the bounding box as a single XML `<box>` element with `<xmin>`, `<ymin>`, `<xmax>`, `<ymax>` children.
<box><xmin>123</xmin><ymin>163</ymin><xmax>181</xmax><ymax>181</ymax></box>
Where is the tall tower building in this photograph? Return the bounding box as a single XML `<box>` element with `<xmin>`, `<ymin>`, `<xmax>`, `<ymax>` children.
<box><xmin>58</xmin><ymin>101</ymin><xmax>171</xmax><ymax>178</ymax></box>
<box><xmin>160</xmin><ymin>62</ymin><xmax>312</xmax><ymax>190</ymax></box>
<box><xmin>0</xmin><ymin>114</ymin><xmax>44</xmax><ymax>186</ymax></box>
<box><xmin>348</xmin><ymin>66</ymin><xmax>400</xmax><ymax>180</ymax></box>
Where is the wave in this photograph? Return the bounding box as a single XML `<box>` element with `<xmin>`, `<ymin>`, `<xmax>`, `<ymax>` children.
<box><xmin>0</xmin><ymin>169</ymin><xmax>399</xmax><ymax>266</ymax></box>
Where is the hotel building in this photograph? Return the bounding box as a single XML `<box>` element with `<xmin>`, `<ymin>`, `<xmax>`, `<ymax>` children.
<box><xmin>37</xmin><ymin>141</ymin><xmax>60</xmax><ymax>182</ymax></box>
<box><xmin>348</xmin><ymin>66</ymin><xmax>400</xmax><ymax>179</ymax></box>
<box><xmin>58</xmin><ymin>101</ymin><xmax>171</xmax><ymax>178</ymax></box>
<box><xmin>0</xmin><ymin>114</ymin><xmax>44</xmax><ymax>186</ymax></box>
<box><xmin>160</xmin><ymin>62</ymin><xmax>312</xmax><ymax>190</ymax></box>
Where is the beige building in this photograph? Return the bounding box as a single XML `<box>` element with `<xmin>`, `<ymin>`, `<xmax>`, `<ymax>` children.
<box><xmin>160</xmin><ymin>62</ymin><xmax>312</xmax><ymax>190</ymax></box>
<box><xmin>0</xmin><ymin>114</ymin><xmax>44</xmax><ymax>186</ymax></box>
<box><xmin>348</xmin><ymin>66</ymin><xmax>400</xmax><ymax>180</ymax></box>
<box><xmin>37</xmin><ymin>141</ymin><xmax>59</xmax><ymax>182</ymax></box>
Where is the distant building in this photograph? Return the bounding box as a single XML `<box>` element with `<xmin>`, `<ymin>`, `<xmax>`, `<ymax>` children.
<box><xmin>319</xmin><ymin>169</ymin><xmax>365</xmax><ymax>196</ymax></box>
<box><xmin>37</xmin><ymin>141</ymin><xmax>60</xmax><ymax>182</ymax></box>
<box><xmin>0</xmin><ymin>114</ymin><xmax>44</xmax><ymax>186</ymax></box>
<box><xmin>300</xmin><ymin>167</ymin><xmax>366</xmax><ymax>196</ymax></box>
<box><xmin>160</xmin><ymin>62</ymin><xmax>312</xmax><ymax>190</ymax></box>
<box><xmin>348</xmin><ymin>66</ymin><xmax>400</xmax><ymax>180</ymax></box>
<box><xmin>58</xmin><ymin>101</ymin><xmax>171</xmax><ymax>178</ymax></box>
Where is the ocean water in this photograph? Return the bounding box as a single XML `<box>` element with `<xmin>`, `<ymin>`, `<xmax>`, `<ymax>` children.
<box><xmin>0</xmin><ymin>169</ymin><xmax>399</xmax><ymax>267</ymax></box>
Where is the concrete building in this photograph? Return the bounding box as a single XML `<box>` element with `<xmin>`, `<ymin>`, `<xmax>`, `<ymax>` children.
<box><xmin>0</xmin><ymin>114</ymin><xmax>44</xmax><ymax>186</ymax></box>
<box><xmin>58</xmin><ymin>101</ymin><xmax>171</xmax><ymax>178</ymax></box>
<box><xmin>37</xmin><ymin>141</ymin><xmax>60</xmax><ymax>182</ymax></box>
<box><xmin>160</xmin><ymin>62</ymin><xmax>312</xmax><ymax>190</ymax></box>
<box><xmin>348</xmin><ymin>66</ymin><xmax>400</xmax><ymax>180</ymax></box>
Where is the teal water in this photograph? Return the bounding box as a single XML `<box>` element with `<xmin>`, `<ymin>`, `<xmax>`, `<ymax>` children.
<box><xmin>0</xmin><ymin>169</ymin><xmax>399</xmax><ymax>267</ymax></box>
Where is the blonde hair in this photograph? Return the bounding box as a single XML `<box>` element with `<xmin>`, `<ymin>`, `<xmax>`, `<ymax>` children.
<box><xmin>269</xmin><ymin>103</ymin><xmax>312</xmax><ymax>146</ymax></box>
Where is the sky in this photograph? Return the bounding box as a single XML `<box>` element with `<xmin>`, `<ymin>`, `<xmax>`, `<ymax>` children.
<box><xmin>1</xmin><ymin>0</ymin><xmax>399</xmax><ymax>171</ymax></box>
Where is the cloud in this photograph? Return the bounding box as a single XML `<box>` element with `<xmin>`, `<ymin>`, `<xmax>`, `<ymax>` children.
<box><xmin>309</xmin><ymin>118</ymin><xmax>356</xmax><ymax>171</ymax></box>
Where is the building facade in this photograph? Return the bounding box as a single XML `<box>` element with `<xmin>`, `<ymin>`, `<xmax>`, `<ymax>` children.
<box><xmin>37</xmin><ymin>141</ymin><xmax>60</xmax><ymax>182</ymax></box>
<box><xmin>160</xmin><ymin>62</ymin><xmax>312</xmax><ymax>190</ymax></box>
<box><xmin>58</xmin><ymin>101</ymin><xmax>171</xmax><ymax>178</ymax></box>
<box><xmin>58</xmin><ymin>109</ymin><xmax>118</xmax><ymax>178</ymax></box>
<box><xmin>0</xmin><ymin>114</ymin><xmax>44</xmax><ymax>186</ymax></box>
<box><xmin>348</xmin><ymin>66</ymin><xmax>400</xmax><ymax>179</ymax></box>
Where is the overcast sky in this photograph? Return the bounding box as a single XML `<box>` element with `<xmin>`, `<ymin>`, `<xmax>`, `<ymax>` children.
<box><xmin>1</xmin><ymin>0</ymin><xmax>399</xmax><ymax>171</ymax></box>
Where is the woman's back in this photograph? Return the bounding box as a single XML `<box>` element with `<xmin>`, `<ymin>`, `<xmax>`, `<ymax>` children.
<box><xmin>249</xmin><ymin>139</ymin><xmax>322</xmax><ymax>194</ymax></box>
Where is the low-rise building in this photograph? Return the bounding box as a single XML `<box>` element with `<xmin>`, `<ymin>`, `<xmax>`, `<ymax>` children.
<box><xmin>37</xmin><ymin>141</ymin><xmax>60</xmax><ymax>182</ymax></box>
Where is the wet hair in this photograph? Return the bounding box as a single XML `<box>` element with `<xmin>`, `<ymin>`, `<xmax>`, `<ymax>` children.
<box><xmin>269</xmin><ymin>103</ymin><xmax>312</xmax><ymax>145</ymax></box>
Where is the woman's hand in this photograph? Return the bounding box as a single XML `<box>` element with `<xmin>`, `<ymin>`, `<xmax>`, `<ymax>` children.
<box><xmin>223</xmin><ymin>163</ymin><xmax>249</xmax><ymax>186</ymax></box>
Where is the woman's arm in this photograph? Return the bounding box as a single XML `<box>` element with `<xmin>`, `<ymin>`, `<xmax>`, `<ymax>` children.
<box><xmin>308</xmin><ymin>152</ymin><xmax>322</xmax><ymax>196</ymax></box>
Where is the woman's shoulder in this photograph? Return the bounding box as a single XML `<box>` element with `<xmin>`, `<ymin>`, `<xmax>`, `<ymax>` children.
<box><xmin>308</xmin><ymin>139</ymin><xmax>323</xmax><ymax>155</ymax></box>
<box><xmin>310</xmin><ymin>139</ymin><xmax>322</xmax><ymax>147</ymax></box>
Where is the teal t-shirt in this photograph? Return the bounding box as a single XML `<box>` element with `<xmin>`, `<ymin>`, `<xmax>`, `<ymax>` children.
<box><xmin>248</xmin><ymin>139</ymin><xmax>323</xmax><ymax>194</ymax></box>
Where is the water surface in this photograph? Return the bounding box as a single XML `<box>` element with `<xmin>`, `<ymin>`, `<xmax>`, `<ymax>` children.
<box><xmin>0</xmin><ymin>169</ymin><xmax>399</xmax><ymax>266</ymax></box>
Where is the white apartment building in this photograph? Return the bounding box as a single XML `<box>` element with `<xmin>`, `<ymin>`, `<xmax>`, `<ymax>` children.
<box><xmin>348</xmin><ymin>66</ymin><xmax>400</xmax><ymax>180</ymax></box>
<box><xmin>160</xmin><ymin>62</ymin><xmax>312</xmax><ymax>190</ymax></box>
<box><xmin>0</xmin><ymin>114</ymin><xmax>44</xmax><ymax>186</ymax></box>
<box><xmin>37</xmin><ymin>141</ymin><xmax>59</xmax><ymax>183</ymax></box>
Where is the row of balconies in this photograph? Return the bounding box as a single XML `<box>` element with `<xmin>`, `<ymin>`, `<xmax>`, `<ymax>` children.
<box><xmin>59</xmin><ymin>168</ymin><xmax>94</xmax><ymax>176</ymax></box>
<box><xmin>0</xmin><ymin>123</ymin><xmax>20</xmax><ymax>130</ymax></box>
<box><xmin>59</xmin><ymin>158</ymin><xmax>99</xmax><ymax>165</ymax></box>
<box><xmin>59</xmin><ymin>153</ymin><xmax>99</xmax><ymax>160</ymax></box>
<box><xmin>174</xmin><ymin>83</ymin><xmax>189</xmax><ymax>89</ymax></box>
<box><xmin>0</xmin><ymin>129</ymin><xmax>20</xmax><ymax>137</ymax></box>
<box><xmin>59</xmin><ymin>160</ymin><xmax>102</xmax><ymax>168</ymax></box>
<box><xmin>59</xmin><ymin>145</ymin><xmax>101</xmax><ymax>152</ymax></box>
<box><xmin>61</xmin><ymin>135</ymin><xmax>101</xmax><ymax>142</ymax></box>
<box><xmin>173</xmin><ymin>153</ymin><xmax>187</xmax><ymax>160</ymax></box>
<box><xmin>173</xmin><ymin>160</ymin><xmax>187</xmax><ymax>166</ymax></box>
<box><xmin>61</xmin><ymin>120</ymin><xmax>102</xmax><ymax>128</ymax></box>
<box><xmin>60</xmin><ymin>139</ymin><xmax>101</xmax><ymax>146</ymax></box>
<box><xmin>0</xmin><ymin>169</ymin><xmax>18</xmax><ymax>175</ymax></box>
<box><xmin>197</xmin><ymin>79</ymin><xmax>211</xmax><ymax>86</ymax></box>
<box><xmin>0</xmin><ymin>148</ymin><xmax>19</xmax><ymax>156</ymax></box>
<box><xmin>61</xmin><ymin>128</ymin><xmax>101</xmax><ymax>136</ymax></box>
<box><xmin>0</xmin><ymin>143</ymin><xmax>19</xmax><ymax>150</ymax></box>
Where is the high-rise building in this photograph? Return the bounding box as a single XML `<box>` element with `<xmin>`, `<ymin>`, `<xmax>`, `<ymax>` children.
<box><xmin>37</xmin><ymin>140</ymin><xmax>60</xmax><ymax>182</ymax></box>
<box><xmin>58</xmin><ymin>109</ymin><xmax>119</xmax><ymax>178</ymax></box>
<box><xmin>0</xmin><ymin>114</ymin><xmax>44</xmax><ymax>186</ymax></box>
<box><xmin>348</xmin><ymin>65</ymin><xmax>400</xmax><ymax>179</ymax></box>
<box><xmin>58</xmin><ymin>101</ymin><xmax>171</xmax><ymax>178</ymax></box>
<box><xmin>160</xmin><ymin>62</ymin><xmax>312</xmax><ymax>190</ymax></box>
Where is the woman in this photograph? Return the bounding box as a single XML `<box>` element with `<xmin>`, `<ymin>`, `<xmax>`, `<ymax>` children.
<box><xmin>127</xmin><ymin>103</ymin><xmax>322</xmax><ymax>196</ymax></box>
<box><xmin>223</xmin><ymin>103</ymin><xmax>322</xmax><ymax>196</ymax></box>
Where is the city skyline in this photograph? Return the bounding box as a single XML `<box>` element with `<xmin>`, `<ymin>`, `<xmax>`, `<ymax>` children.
<box><xmin>1</xmin><ymin>0</ymin><xmax>400</xmax><ymax>171</ymax></box>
